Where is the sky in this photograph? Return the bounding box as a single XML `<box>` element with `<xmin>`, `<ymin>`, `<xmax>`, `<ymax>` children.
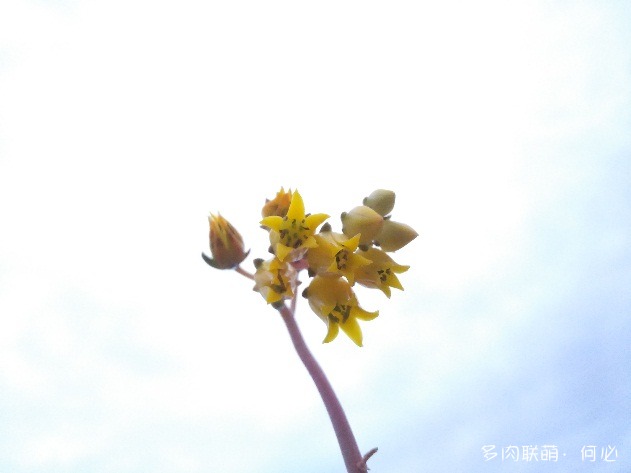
<box><xmin>1</xmin><ymin>0</ymin><xmax>630</xmax><ymax>472</ymax></box>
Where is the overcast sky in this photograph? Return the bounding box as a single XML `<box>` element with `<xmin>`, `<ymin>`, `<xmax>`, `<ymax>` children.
<box><xmin>1</xmin><ymin>1</ymin><xmax>630</xmax><ymax>472</ymax></box>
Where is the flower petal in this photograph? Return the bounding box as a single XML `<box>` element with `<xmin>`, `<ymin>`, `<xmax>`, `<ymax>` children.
<box><xmin>352</xmin><ymin>307</ymin><xmax>379</xmax><ymax>321</ymax></box>
<box><xmin>323</xmin><ymin>318</ymin><xmax>340</xmax><ymax>343</ymax></box>
<box><xmin>260</xmin><ymin>215</ymin><xmax>283</xmax><ymax>231</ymax></box>
<box><xmin>339</xmin><ymin>316</ymin><xmax>363</xmax><ymax>347</ymax></box>
<box><xmin>275</xmin><ymin>243</ymin><xmax>293</xmax><ymax>262</ymax></box>
<box><xmin>304</xmin><ymin>212</ymin><xmax>330</xmax><ymax>232</ymax></box>
<box><xmin>286</xmin><ymin>190</ymin><xmax>306</xmax><ymax>220</ymax></box>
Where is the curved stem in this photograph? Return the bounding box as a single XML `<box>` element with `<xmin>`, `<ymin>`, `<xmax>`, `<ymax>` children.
<box><xmin>278</xmin><ymin>304</ymin><xmax>367</xmax><ymax>473</ymax></box>
<box><xmin>235</xmin><ymin>265</ymin><xmax>254</xmax><ymax>280</ymax></box>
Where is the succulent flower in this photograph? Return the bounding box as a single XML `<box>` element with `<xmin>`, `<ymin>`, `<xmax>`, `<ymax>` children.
<box><xmin>253</xmin><ymin>257</ymin><xmax>298</xmax><ymax>304</ymax></box>
<box><xmin>307</xmin><ymin>231</ymin><xmax>372</xmax><ymax>285</ymax></box>
<box><xmin>355</xmin><ymin>248</ymin><xmax>409</xmax><ymax>297</ymax></box>
<box><xmin>304</xmin><ymin>275</ymin><xmax>379</xmax><ymax>346</ymax></box>
<box><xmin>261</xmin><ymin>190</ymin><xmax>329</xmax><ymax>262</ymax></box>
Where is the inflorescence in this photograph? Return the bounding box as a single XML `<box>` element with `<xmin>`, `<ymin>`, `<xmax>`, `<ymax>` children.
<box><xmin>202</xmin><ymin>188</ymin><xmax>417</xmax><ymax>347</ymax></box>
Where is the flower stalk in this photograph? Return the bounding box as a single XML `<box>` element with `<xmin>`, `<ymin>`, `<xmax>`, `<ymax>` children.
<box><xmin>278</xmin><ymin>302</ymin><xmax>373</xmax><ymax>473</ymax></box>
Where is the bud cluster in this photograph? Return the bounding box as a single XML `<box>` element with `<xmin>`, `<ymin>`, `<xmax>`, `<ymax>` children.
<box><xmin>342</xmin><ymin>189</ymin><xmax>418</xmax><ymax>252</ymax></box>
<box><xmin>203</xmin><ymin>188</ymin><xmax>417</xmax><ymax>346</ymax></box>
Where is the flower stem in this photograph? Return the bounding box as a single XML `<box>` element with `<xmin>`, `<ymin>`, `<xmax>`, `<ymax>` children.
<box><xmin>278</xmin><ymin>304</ymin><xmax>370</xmax><ymax>473</ymax></box>
<box><xmin>234</xmin><ymin>265</ymin><xmax>254</xmax><ymax>280</ymax></box>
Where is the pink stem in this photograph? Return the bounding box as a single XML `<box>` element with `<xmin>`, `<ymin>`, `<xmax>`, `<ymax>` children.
<box><xmin>278</xmin><ymin>304</ymin><xmax>365</xmax><ymax>473</ymax></box>
<box><xmin>235</xmin><ymin>265</ymin><xmax>254</xmax><ymax>280</ymax></box>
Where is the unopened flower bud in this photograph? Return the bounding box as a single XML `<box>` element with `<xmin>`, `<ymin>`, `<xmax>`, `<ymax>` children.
<box><xmin>374</xmin><ymin>219</ymin><xmax>418</xmax><ymax>252</ymax></box>
<box><xmin>341</xmin><ymin>205</ymin><xmax>384</xmax><ymax>246</ymax></box>
<box><xmin>202</xmin><ymin>213</ymin><xmax>249</xmax><ymax>269</ymax></box>
<box><xmin>261</xmin><ymin>187</ymin><xmax>293</xmax><ymax>218</ymax></box>
<box><xmin>363</xmin><ymin>189</ymin><xmax>396</xmax><ymax>217</ymax></box>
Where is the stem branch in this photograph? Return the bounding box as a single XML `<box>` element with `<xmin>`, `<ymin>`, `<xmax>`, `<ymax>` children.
<box><xmin>235</xmin><ymin>265</ymin><xmax>254</xmax><ymax>280</ymax></box>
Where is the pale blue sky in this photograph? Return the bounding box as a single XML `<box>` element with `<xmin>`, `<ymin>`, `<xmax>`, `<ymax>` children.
<box><xmin>1</xmin><ymin>1</ymin><xmax>630</xmax><ymax>472</ymax></box>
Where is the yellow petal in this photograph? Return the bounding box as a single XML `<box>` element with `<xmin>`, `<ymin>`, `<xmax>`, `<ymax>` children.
<box><xmin>340</xmin><ymin>233</ymin><xmax>362</xmax><ymax>252</ymax></box>
<box><xmin>339</xmin><ymin>317</ymin><xmax>363</xmax><ymax>347</ymax></box>
<box><xmin>302</xmin><ymin>235</ymin><xmax>320</xmax><ymax>249</ymax></box>
<box><xmin>275</xmin><ymin>243</ymin><xmax>293</xmax><ymax>262</ymax></box>
<box><xmin>323</xmin><ymin>319</ymin><xmax>340</xmax><ymax>343</ymax></box>
<box><xmin>304</xmin><ymin>212</ymin><xmax>330</xmax><ymax>232</ymax></box>
<box><xmin>287</xmin><ymin>190</ymin><xmax>306</xmax><ymax>220</ymax></box>
<box><xmin>263</xmin><ymin>287</ymin><xmax>283</xmax><ymax>304</ymax></box>
<box><xmin>388</xmin><ymin>274</ymin><xmax>405</xmax><ymax>291</ymax></box>
<box><xmin>353</xmin><ymin>307</ymin><xmax>379</xmax><ymax>321</ymax></box>
<box><xmin>260</xmin><ymin>215</ymin><xmax>283</xmax><ymax>231</ymax></box>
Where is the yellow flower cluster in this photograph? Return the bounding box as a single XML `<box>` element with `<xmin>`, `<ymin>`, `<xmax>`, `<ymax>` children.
<box><xmin>204</xmin><ymin>188</ymin><xmax>417</xmax><ymax>346</ymax></box>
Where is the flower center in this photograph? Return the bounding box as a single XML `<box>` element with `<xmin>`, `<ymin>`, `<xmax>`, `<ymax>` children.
<box><xmin>335</xmin><ymin>249</ymin><xmax>349</xmax><ymax>270</ymax></box>
<box><xmin>271</xmin><ymin>270</ymin><xmax>288</xmax><ymax>294</ymax></box>
<box><xmin>278</xmin><ymin>217</ymin><xmax>310</xmax><ymax>249</ymax></box>
<box><xmin>329</xmin><ymin>303</ymin><xmax>351</xmax><ymax>323</ymax></box>
<box><xmin>377</xmin><ymin>267</ymin><xmax>392</xmax><ymax>283</ymax></box>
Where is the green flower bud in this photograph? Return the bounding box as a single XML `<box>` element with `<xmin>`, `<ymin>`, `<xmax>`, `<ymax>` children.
<box><xmin>374</xmin><ymin>219</ymin><xmax>418</xmax><ymax>252</ymax></box>
<box><xmin>363</xmin><ymin>189</ymin><xmax>396</xmax><ymax>217</ymax></box>
<box><xmin>341</xmin><ymin>205</ymin><xmax>384</xmax><ymax>246</ymax></box>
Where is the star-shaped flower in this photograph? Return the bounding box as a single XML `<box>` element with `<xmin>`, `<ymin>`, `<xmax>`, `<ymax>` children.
<box><xmin>252</xmin><ymin>257</ymin><xmax>297</xmax><ymax>304</ymax></box>
<box><xmin>304</xmin><ymin>275</ymin><xmax>379</xmax><ymax>347</ymax></box>
<box><xmin>355</xmin><ymin>247</ymin><xmax>409</xmax><ymax>297</ymax></box>
<box><xmin>260</xmin><ymin>190</ymin><xmax>329</xmax><ymax>262</ymax></box>
<box><xmin>307</xmin><ymin>231</ymin><xmax>372</xmax><ymax>285</ymax></box>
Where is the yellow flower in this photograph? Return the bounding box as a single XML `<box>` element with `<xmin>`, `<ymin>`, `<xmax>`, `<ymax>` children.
<box><xmin>355</xmin><ymin>248</ymin><xmax>409</xmax><ymax>297</ymax></box>
<box><xmin>262</xmin><ymin>187</ymin><xmax>293</xmax><ymax>218</ymax></box>
<box><xmin>252</xmin><ymin>257</ymin><xmax>297</xmax><ymax>304</ymax></box>
<box><xmin>202</xmin><ymin>213</ymin><xmax>249</xmax><ymax>269</ymax></box>
<box><xmin>304</xmin><ymin>276</ymin><xmax>379</xmax><ymax>347</ymax></box>
<box><xmin>306</xmin><ymin>231</ymin><xmax>372</xmax><ymax>285</ymax></box>
<box><xmin>260</xmin><ymin>190</ymin><xmax>329</xmax><ymax>262</ymax></box>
